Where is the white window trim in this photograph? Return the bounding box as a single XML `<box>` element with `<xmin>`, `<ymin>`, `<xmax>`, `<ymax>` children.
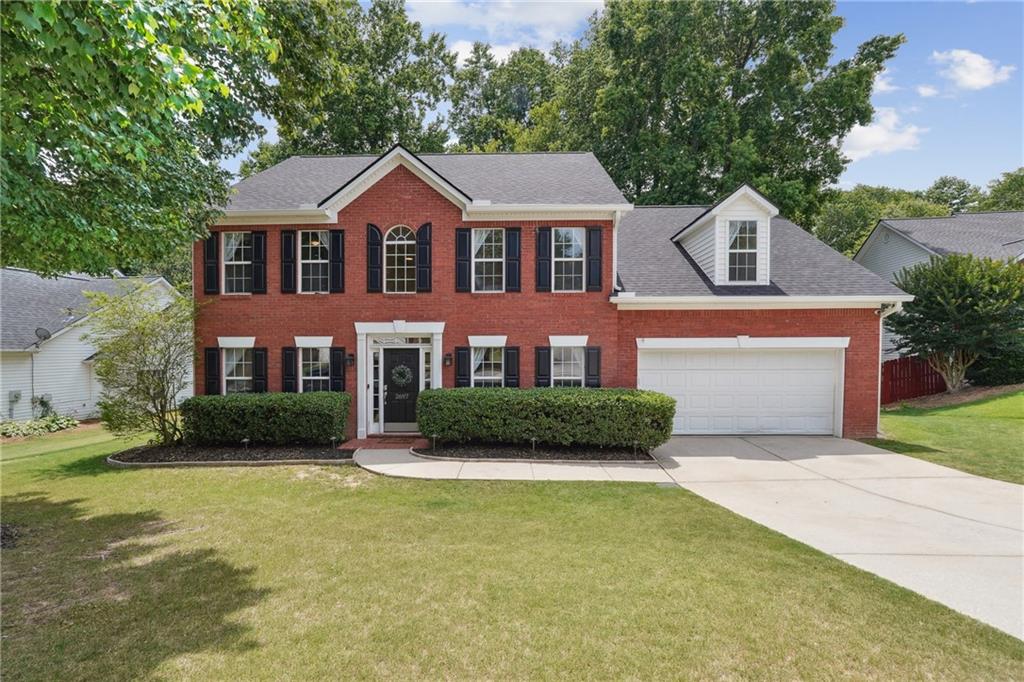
<box><xmin>549</xmin><ymin>335</ymin><xmax>588</xmax><ymax>347</ymax></box>
<box><xmin>470</xmin><ymin>346</ymin><xmax>504</xmax><ymax>387</ymax></box>
<box><xmin>471</xmin><ymin>227</ymin><xmax>505</xmax><ymax>293</ymax></box>
<box><xmin>298</xmin><ymin>346</ymin><xmax>331</xmax><ymax>393</ymax></box>
<box><xmin>726</xmin><ymin>220</ymin><xmax>758</xmax><ymax>283</ymax></box>
<box><xmin>550</xmin><ymin>346</ymin><xmax>585</xmax><ymax>387</ymax></box>
<box><xmin>222</xmin><ymin>347</ymin><xmax>254</xmax><ymax>394</ymax></box>
<box><xmin>221</xmin><ymin>231</ymin><xmax>253</xmax><ymax>295</ymax></box>
<box><xmin>218</xmin><ymin>336</ymin><xmax>255</xmax><ymax>348</ymax></box>
<box><xmin>298</xmin><ymin>229</ymin><xmax>330</xmax><ymax>294</ymax></box>
<box><xmin>468</xmin><ymin>335</ymin><xmax>507</xmax><ymax>347</ymax></box>
<box><xmin>295</xmin><ymin>336</ymin><xmax>333</xmax><ymax>348</ymax></box>
<box><xmin>552</xmin><ymin>227</ymin><xmax>586</xmax><ymax>293</ymax></box>
<box><xmin>384</xmin><ymin>225</ymin><xmax>417</xmax><ymax>295</ymax></box>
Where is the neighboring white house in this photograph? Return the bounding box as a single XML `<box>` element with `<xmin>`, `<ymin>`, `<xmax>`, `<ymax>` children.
<box><xmin>0</xmin><ymin>268</ymin><xmax>193</xmax><ymax>422</ymax></box>
<box><xmin>854</xmin><ymin>211</ymin><xmax>1024</xmax><ymax>358</ymax></box>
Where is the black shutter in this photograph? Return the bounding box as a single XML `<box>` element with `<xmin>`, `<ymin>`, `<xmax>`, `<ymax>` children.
<box><xmin>203</xmin><ymin>234</ymin><xmax>219</xmax><ymax>294</ymax></box>
<box><xmin>367</xmin><ymin>224</ymin><xmax>383</xmax><ymax>292</ymax></box>
<box><xmin>504</xmin><ymin>346</ymin><xmax>520</xmax><ymax>388</ymax></box>
<box><xmin>416</xmin><ymin>222</ymin><xmax>432</xmax><ymax>292</ymax></box>
<box><xmin>534</xmin><ymin>347</ymin><xmax>551</xmax><ymax>387</ymax></box>
<box><xmin>253</xmin><ymin>347</ymin><xmax>268</xmax><ymax>392</ymax></box>
<box><xmin>282</xmin><ymin>347</ymin><xmax>298</xmax><ymax>393</ymax></box>
<box><xmin>204</xmin><ymin>347</ymin><xmax>220</xmax><ymax>395</ymax></box>
<box><xmin>329</xmin><ymin>229</ymin><xmax>345</xmax><ymax>293</ymax></box>
<box><xmin>535</xmin><ymin>227</ymin><xmax>551</xmax><ymax>292</ymax></box>
<box><xmin>455</xmin><ymin>228</ymin><xmax>471</xmax><ymax>292</ymax></box>
<box><xmin>455</xmin><ymin>347</ymin><xmax>471</xmax><ymax>387</ymax></box>
<box><xmin>505</xmin><ymin>227</ymin><xmax>521</xmax><ymax>292</ymax></box>
<box><xmin>252</xmin><ymin>231</ymin><xmax>267</xmax><ymax>294</ymax></box>
<box><xmin>330</xmin><ymin>347</ymin><xmax>346</xmax><ymax>392</ymax></box>
<box><xmin>281</xmin><ymin>230</ymin><xmax>297</xmax><ymax>293</ymax></box>
<box><xmin>585</xmin><ymin>347</ymin><xmax>601</xmax><ymax>388</ymax></box>
<box><xmin>586</xmin><ymin>227</ymin><xmax>602</xmax><ymax>292</ymax></box>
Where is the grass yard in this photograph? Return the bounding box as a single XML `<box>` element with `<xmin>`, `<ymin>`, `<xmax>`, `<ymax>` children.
<box><xmin>2</xmin><ymin>428</ymin><xmax>1022</xmax><ymax>680</ymax></box>
<box><xmin>870</xmin><ymin>391</ymin><xmax>1024</xmax><ymax>485</ymax></box>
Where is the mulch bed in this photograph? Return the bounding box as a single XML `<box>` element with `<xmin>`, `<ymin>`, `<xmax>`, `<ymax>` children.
<box><xmin>883</xmin><ymin>383</ymin><xmax>1023</xmax><ymax>410</ymax></box>
<box><xmin>414</xmin><ymin>443</ymin><xmax>652</xmax><ymax>461</ymax></box>
<box><xmin>114</xmin><ymin>444</ymin><xmax>354</xmax><ymax>464</ymax></box>
<box><xmin>1</xmin><ymin>523</ymin><xmax>21</xmax><ymax>549</ymax></box>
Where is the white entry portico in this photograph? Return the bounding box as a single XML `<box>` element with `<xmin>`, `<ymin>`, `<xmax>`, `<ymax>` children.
<box><xmin>354</xmin><ymin>321</ymin><xmax>445</xmax><ymax>438</ymax></box>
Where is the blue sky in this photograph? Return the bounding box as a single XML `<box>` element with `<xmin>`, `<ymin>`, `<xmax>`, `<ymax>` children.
<box><xmin>224</xmin><ymin>1</ymin><xmax>1023</xmax><ymax>191</ymax></box>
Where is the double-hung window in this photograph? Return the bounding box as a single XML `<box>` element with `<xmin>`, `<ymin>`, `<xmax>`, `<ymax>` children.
<box><xmin>299</xmin><ymin>230</ymin><xmax>329</xmax><ymax>293</ymax></box>
<box><xmin>223</xmin><ymin>348</ymin><xmax>253</xmax><ymax>393</ymax></box>
<box><xmin>727</xmin><ymin>220</ymin><xmax>757</xmax><ymax>283</ymax></box>
<box><xmin>300</xmin><ymin>347</ymin><xmax>330</xmax><ymax>392</ymax></box>
<box><xmin>472</xmin><ymin>228</ymin><xmax>504</xmax><ymax>292</ymax></box>
<box><xmin>384</xmin><ymin>225</ymin><xmax>416</xmax><ymax>293</ymax></box>
<box><xmin>553</xmin><ymin>227</ymin><xmax>585</xmax><ymax>292</ymax></box>
<box><xmin>551</xmin><ymin>346</ymin><xmax>584</xmax><ymax>387</ymax></box>
<box><xmin>471</xmin><ymin>347</ymin><xmax>504</xmax><ymax>387</ymax></box>
<box><xmin>223</xmin><ymin>232</ymin><xmax>253</xmax><ymax>293</ymax></box>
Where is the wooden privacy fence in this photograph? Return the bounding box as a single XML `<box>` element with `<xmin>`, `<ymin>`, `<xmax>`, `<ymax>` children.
<box><xmin>881</xmin><ymin>356</ymin><xmax>946</xmax><ymax>404</ymax></box>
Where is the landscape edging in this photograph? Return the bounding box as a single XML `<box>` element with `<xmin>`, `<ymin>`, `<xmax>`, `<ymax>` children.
<box><xmin>106</xmin><ymin>455</ymin><xmax>353</xmax><ymax>469</ymax></box>
<box><xmin>409</xmin><ymin>447</ymin><xmax>653</xmax><ymax>465</ymax></box>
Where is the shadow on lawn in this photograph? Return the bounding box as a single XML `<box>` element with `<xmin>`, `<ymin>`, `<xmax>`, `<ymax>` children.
<box><xmin>863</xmin><ymin>438</ymin><xmax>942</xmax><ymax>454</ymax></box>
<box><xmin>0</xmin><ymin>494</ymin><xmax>268</xmax><ymax>679</ymax></box>
<box><xmin>34</xmin><ymin>452</ymin><xmax>132</xmax><ymax>480</ymax></box>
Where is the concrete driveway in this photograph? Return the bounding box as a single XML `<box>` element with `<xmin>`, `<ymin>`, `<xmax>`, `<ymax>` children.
<box><xmin>654</xmin><ymin>436</ymin><xmax>1024</xmax><ymax>639</ymax></box>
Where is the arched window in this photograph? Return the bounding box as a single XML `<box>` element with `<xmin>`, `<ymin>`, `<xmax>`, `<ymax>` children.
<box><xmin>385</xmin><ymin>225</ymin><xmax>416</xmax><ymax>293</ymax></box>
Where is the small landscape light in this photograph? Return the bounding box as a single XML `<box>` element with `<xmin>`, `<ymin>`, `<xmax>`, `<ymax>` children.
<box><xmin>242</xmin><ymin>437</ymin><xmax>250</xmax><ymax>451</ymax></box>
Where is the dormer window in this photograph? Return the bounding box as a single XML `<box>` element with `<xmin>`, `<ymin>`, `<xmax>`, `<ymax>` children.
<box><xmin>727</xmin><ymin>221</ymin><xmax>757</xmax><ymax>282</ymax></box>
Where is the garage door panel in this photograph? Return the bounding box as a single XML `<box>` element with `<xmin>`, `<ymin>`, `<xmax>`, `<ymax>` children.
<box><xmin>637</xmin><ymin>348</ymin><xmax>839</xmax><ymax>435</ymax></box>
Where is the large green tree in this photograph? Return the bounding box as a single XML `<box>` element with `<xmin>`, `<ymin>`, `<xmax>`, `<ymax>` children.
<box><xmin>814</xmin><ymin>185</ymin><xmax>948</xmax><ymax>255</ymax></box>
<box><xmin>1</xmin><ymin>0</ymin><xmax>277</xmax><ymax>276</ymax></box>
<box><xmin>924</xmin><ymin>176</ymin><xmax>981</xmax><ymax>214</ymax></box>
<box><xmin>977</xmin><ymin>168</ymin><xmax>1024</xmax><ymax>211</ymax></box>
<box><xmin>241</xmin><ymin>0</ymin><xmax>453</xmax><ymax>176</ymax></box>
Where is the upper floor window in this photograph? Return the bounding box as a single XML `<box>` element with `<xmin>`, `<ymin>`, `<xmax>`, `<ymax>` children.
<box><xmin>223</xmin><ymin>232</ymin><xmax>252</xmax><ymax>293</ymax></box>
<box><xmin>471</xmin><ymin>347</ymin><xmax>503</xmax><ymax>387</ymax></box>
<box><xmin>301</xmin><ymin>347</ymin><xmax>330</xmax><ymax>392</ymax></box>
<box><xmin>473</xmin><ymin>228</ymin><xmax>504</xmax><ymax>292</ymax></box>
<box><xmin>300</xmin><ymin>230</ymin><xmax>329</xmax><ymax>293</ymax></box>
<box><xmin>727</xmin><ymin>220</ymin><xmax>757</xmax><ymax>283</ymax></box>
<box><xmin>551</xmin><ymin>346</ymin><xmax>584</xmax><ymax>386</ymax></box>
<box><xmin>223</xmin><ymin>348</ymin><xmax>253</xmax><ymax>393</ymax></box>
<box><xmin>385</xmin><ymin>225</ymin><xmax>416</xmax><ymax>293</ymax></box>
<box><xmin>553</xmin><ymin>227</ymin><xmax>585</xmax><ymax>292</ymax></box>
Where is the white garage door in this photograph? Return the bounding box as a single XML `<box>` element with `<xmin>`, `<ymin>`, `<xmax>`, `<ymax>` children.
<box><xmin>637</xmin><ymin>348</ymin><xmax>841</xmax><ymax>435</ymax></box>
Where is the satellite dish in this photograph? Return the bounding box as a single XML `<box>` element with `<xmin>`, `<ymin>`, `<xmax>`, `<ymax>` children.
<box><xmin>34</xmin><ymin>327</ymin><xmax>52</xmax><ymax>342</ymax></box>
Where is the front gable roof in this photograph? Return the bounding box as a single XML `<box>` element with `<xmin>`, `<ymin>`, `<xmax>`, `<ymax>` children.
<box><xmin>670</xmin><ymin>184</ymin><xmax>779</xmax><ymax>242</ymax></box>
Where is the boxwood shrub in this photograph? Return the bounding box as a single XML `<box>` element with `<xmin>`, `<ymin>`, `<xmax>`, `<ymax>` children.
<box><xmin>180</xmin><ymin>392</ymin><xmax>351</xmax><ymax>446</ymax></box>
<box><xmin>417</xmin><ymin>388</ymin><xmax>675</xmax><ymax>451</ymax></box>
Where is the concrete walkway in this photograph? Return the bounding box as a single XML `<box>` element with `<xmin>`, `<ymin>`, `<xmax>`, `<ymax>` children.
<box><xmin>353</xmin><ymin>448</ymin><xmax>672</xmax><ymax>482</ymax></box>
<box><xmin>655</xmin><ymin>436</ymin><xmax>1024</xmax><ymax>639</ymax></box>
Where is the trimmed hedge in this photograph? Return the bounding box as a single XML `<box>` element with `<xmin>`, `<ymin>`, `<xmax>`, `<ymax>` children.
<box><xmin>180</xmin><ymin>392</ymin><xmax>350</xmax><ymax>446</ymax></box>
<box><xmin>416</xmin><ymin>388</ymin><xmax>675</xmax><ymax>451</ymax></box>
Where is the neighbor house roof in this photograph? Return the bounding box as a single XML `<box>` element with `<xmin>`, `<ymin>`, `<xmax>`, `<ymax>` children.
<box><xmin>875</xmin><ymin>212</ymin><xmax>1024</xmax><ymax>260</ymax></box>
<box><xmin>617</xmin><ymin>206</ymin><xmax>906</xmax><ymax>298</ymax></box>
<box><xmin>224</xmin><ymin>151</ymin><xmax>629</xmax><ymax>212</ymax></box>
<box><xmin>0</xmin><ymin>268</ymin><xmax>161</xmax><ymax>351</ymax></box>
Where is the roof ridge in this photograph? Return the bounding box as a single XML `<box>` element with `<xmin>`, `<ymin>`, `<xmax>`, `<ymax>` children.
<box><xmin>882</xmin><ymin>210</ymin><xmax>1024</xmax><ymax>221</ymax></box>
<box><xmin>291</xmin><ymin>151</ymin><xmax>595</xmax><ymax>159</ymax></box>
<box><xmin>634</xmin><ymin>204</ymin><xmax>710</xmax><ymax>209</ymax></box>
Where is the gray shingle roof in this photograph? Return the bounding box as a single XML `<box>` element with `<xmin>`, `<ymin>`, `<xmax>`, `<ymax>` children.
<box><xmin>618</xmin><ymin>207</ymin><xmax>906</xmax><ymax>297</ymax></box>
<box><xmin>225</xmin><ymin>151</ymin><xmax>629</xmax><ymax>211</ymax></box>
<box><xmin>879</xmin><ymin>212</ymin><xmax>1024</xmax><ymax>260</ymax></box>
<box><xmin>1</xmin><ymin>269</ymin><xmax>158</xmax><ymax>350</ymax></box>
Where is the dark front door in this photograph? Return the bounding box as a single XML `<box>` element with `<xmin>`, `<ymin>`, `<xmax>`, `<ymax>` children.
<box><xmin>383</xmin><ymin>348</ymin><xmax>420</xmax><ymax>429</ymax></box>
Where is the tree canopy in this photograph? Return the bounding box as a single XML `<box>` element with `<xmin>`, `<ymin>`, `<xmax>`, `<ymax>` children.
<box><xmin>813</xmin><ymin>185</ymin><xmax>948</xmax><ymax>255</ymax></box>
<box><xmin>978</xmin><ymin>168</ymin><xmax>1024</xmax><ymax>211</ymax></box>
<box><xmin>1</xmin><ymin>0</ymin><xmax>278</xmax><ymax>277</ymax></box>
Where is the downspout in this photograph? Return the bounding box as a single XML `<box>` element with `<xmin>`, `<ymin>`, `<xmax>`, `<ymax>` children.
<box><xmin>875</xmin><ymin>302</ymin><xmax>904</xmax><ymax>434</ymax></box>
<box><xmin>611</xmin><ymin>209</ymin><xmax>621</xmax><ymax>292</ymax></box>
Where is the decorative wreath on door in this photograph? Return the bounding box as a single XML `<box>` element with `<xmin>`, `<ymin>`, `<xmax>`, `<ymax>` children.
<box><xmin>390</xmin><ymin>364</ymin><xmax>413</xmax><ymax>387</ymax></box>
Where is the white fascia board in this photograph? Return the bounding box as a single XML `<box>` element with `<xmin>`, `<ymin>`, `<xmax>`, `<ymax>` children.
<box><xmin>218</xmin><ymin>336</ymin><xmax>256</xmax><ymax>348</ymax></box>
<box><xmin>612</xmin><ymin>294</ymin><xmax>914</xmax><ymax>310</ymax></box>
<box><xmin>463</xmin><ymin>203</ymin><xmax>633</xmax><ymax>219</ymax></box>
<box><xmin>354</xmin><ymin>321</ymin><xmax>446</xmax><ymax>335</ymax></box>
<box><xmin>468</xmin><ymin>335</ymin><xmax>507</xmax><ymax>347</ymax></box>
<box><xmin>216</xmin><ymin>209</ymin><xmax>334</xmax><ymax>226</ymax></box>
<box><xmin>295</xmin><ymin>336</ymin><xmax>333</xmax><ymax>348</ymax></box>
<box><xmin>636</xmin><ymin>336</ymin><xmax>850</xmax><ymax>350</ymax></box>
<box><xmin>710</xmin><ymin>185</ymin><xmax>779</xmax><ymax>218</ymax></box>
<box><xmin>549</xmin><ymin>335</ymin><xmax>589</xmax><ymax>347</ymax></box>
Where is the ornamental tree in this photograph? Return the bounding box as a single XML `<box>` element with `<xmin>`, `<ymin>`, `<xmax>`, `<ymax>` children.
<box><xmin>82</xmin><ymin>285</ymin><xmax>196</xmax><ymax>445</ymax></box>
<box><xmin>888</xmin><ymin>255</ymin><xmax>1024</xmax><ymax>392</ymax></box>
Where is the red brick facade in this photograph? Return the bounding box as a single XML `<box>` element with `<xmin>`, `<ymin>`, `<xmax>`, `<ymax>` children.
<box><xmin>195</xmin><ymin>164</ymin><xmax>883</xmax><ymax>438</ymax></box>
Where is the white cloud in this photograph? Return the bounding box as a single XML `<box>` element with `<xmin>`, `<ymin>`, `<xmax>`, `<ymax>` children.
<box><xmin>449</xmin><ymin>39</ymin><xmax>521</xmax><ymax>66</ymax></box>
<box><xmin>931</xmin><ymin>49</ymin><xmax>1016</xmax><ymax>90</ymax></box>
<box><xmin>915</xmin><ymin>84</ymin><xmax>939</xmax><ymax>98</ymax></box>
<box><xmin>408</xmin><ymin>1</ymin><xmax>601</xmax><ymax>48</ymax></box>
<box><xmin>842</xmin><ymin>108</ymin><xmax>927</xmax><ymax>162</ymax></box>
<box><xmin>873</xmin><ymin>69</ymin><xmax>899</xmax><ymax>94</ymax></box>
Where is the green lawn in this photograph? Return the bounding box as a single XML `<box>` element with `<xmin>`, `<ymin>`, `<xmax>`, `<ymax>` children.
<box><xmin>2</xmin><ymin>428</ymin><xmax>1021</xmax><ymax>680</ymax></box>
<box><xmin>869</xmin><ymin>391</ymin><xmax>1024</xmax><ymax>484</ymax></box>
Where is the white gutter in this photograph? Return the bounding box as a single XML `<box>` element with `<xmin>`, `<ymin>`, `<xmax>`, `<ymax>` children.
<box><xmin>611</xmin><ymin>293</ymin><xmax>915</xmax><ymax>310</ymax></box>
<box><xmin>875</xmin><ymin>301</ymin><xmax>906</xmax><ymax>429</ymax></box>
<box><xmin>217</xmin><ymin>208</ymin><xmax>334</xmax><ymax>225</ymax></box>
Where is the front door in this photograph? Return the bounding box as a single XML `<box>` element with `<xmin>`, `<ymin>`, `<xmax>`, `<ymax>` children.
<box><xmin>383</xmin><ymin>348</ymin><xmax>420</xmax><ymax>431</ymax></box>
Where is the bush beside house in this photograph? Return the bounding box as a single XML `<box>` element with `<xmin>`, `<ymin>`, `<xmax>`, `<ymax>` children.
<box><xmin>181</xmin><ymin>393</ymin><xmax>351</xmax><ymax>446</ymax></box>
<box><xmin>417</xmin><ymin>388</ymin><xmax>675</xmax><ymax>451</ymax></box>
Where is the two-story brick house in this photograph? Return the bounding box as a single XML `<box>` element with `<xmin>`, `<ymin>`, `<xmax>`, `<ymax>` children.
<box><xmin>194</xmin><ymin>145</ymin><xmax>910</xmax><ymax>439</ymax></box>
